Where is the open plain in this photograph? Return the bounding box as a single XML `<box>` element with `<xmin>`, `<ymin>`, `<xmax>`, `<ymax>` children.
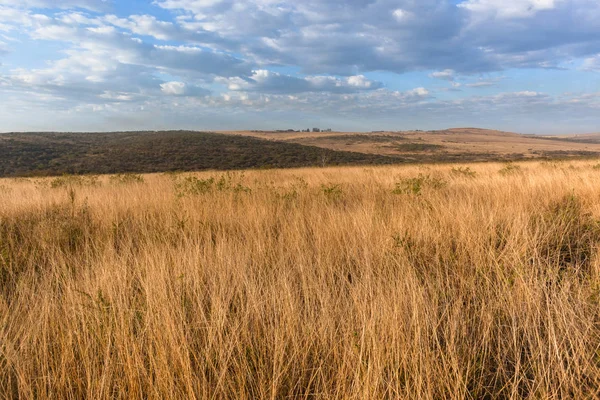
<box><xmin>3</xmin><ymin>160</ymin><xmax>600</xmax><ymax>398</ymax></box>
<box><xmin>219</xmin><ymin>128</ymin><xmax>600</xmax><ymax>160</ymax></box>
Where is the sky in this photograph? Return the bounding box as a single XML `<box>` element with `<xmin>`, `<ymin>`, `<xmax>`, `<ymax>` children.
<box><xmin>0</xmin><ymin>0</ymin><xmax>599</xmax><ymax>133</ymax></box>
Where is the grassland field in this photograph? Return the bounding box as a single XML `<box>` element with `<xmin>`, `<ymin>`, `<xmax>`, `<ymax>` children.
<box><xmin>3</xmin><ymin>160</ymin><xmax>600</xmax><ymax>398</ymax></box>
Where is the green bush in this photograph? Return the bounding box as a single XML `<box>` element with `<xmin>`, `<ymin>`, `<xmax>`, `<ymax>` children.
<box><xmin>176</xmin><ymin>176</ymin><xmax>215</xmax><ymax>197</ymax></box>
<box><xmin>451</xmin><ymin>167</ymin><xmax>477</xmax><ymax>178</ymax></box>
<box><xmin>499</xmin><ymin>163</ymin><xmax>522</xmax><ymax>176</ymax></box>
<box><xmin>393</xmin><ymin>174</ymin><xmax>447</xmax><ymax>195</ymax></box>
<box><xmin>109</xmin><ymin>174</ymin><xmax>145</xmax><ymax>185</ymax></box>
<box><xmin>321</xmin><ymin>184</ymin><xmax>344</xmax><ymax>201</ymax></box>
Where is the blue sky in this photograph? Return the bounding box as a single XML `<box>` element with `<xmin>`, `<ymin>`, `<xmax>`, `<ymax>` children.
<box><xmin>0</xmin><ymin>0</ymin><xmax>599</xmax><ymax>133</ymax></box>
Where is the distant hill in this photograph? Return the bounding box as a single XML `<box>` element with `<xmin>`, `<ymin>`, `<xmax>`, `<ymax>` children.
<box><xmin>0</xmin><ymin>131</ymin><xmax>403</xmax><ymax>177</ymax></box>
<box><xmin>217</xmin><ymin>128</ymin><xmax>600</xmax><ymax>160</ymax></box>
<box><xmin>441</xmin><ymin>127</ymin><xmax>521</xmax><ymax>137</ymax></box>
<box><xmin>2</xmin><ymin>129</ymin><xmax>600</xmax><ymax>177</ymax></box>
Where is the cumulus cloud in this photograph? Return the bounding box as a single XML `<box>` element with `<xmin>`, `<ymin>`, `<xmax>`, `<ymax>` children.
<box><xmin>101</xmin><ymin>14</ymin><xmax>230</xmax><ymax>47</ymax></box>
<box><xmin>392</xmin><ymin>8</ymin><xmax>414</xmax><ymax>22</ymax></box>
<box><xmin>583</xmin><ymin>55</ymin><xmax>600</xmax><ymax>71</ymax></box>
<box><xmin>160</xmin><ymin>81</ymin><xmax>210</xmax><ymax>96</ymax></box>
<box><xmin>0</xmin><ymin>0</ymin><xmax>111</xmax><ymax>11</ymax></box>
<box><xmin>222</xmin><ymin>70</ymin><xmax>383</xmax><ymax>94</ymax></box>
<box><xmin>160</xmin><ymin>81</ymin><xmax>186</xmax><ymax>95</ymax></box>
<box><xmin>5</xmin><ymin>0</ymin><xmax>600</xmax><ymax>77</ymax></box>
<box><xmin>465</xmin><ymin>81</ymin><xmax>497</xmax><ymax>88</ymax></box>
<box><xmin>0</xmin><ymin>0</ymin><xmax>599</xmax><ymax>132</ymax></box>
<box><xmin>459</xmin><ymin>0</ymin><xmax>559</xmax><ymax>18</ymax></box>
<box><xmin>19</xmin><ymin>13</ymin><xmax>253</xmax><ymax>77</ymax></box>
<box><xmin>407</xmin><ymin>87</ymin><xmax>430</xmax><ymax>97</ymax></box>
<box><xmin>151</xmin><ymin>0</ymin><xmax>600</xmax><ymax>75</ymax></box>
<box><xmin>4</xmin><ymin>82</ymin><xmax>599</xmax><ymax>133</ymax></box>
<box><xmin>430</xmin><ymin>70</ymin><xmax>456</xmax><ymax>81</ymax></box>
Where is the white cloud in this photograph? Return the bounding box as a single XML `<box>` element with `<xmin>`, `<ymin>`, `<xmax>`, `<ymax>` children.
<box><xmin>583</xmin><ymin>55</ymin><xmax>600</xmax><ymax>71</ymax></box>
<box><xmin>513</xmin><ymin>90</ymin><xmax>540</xmax><ymax>97</ymax></box>
<box><xmin>430</xmin><ymin>69</ymin><xmax>456</xmax><ymax>81</ymax></box>
<box><xmin>459</xmin><ymin>0</ymin><xmax>559</xmax><ymax>18</ymax></box>
<box><xmin>407</xmin><ymin>87</ymin><xmax>430</xmax><ymax>97</ymax></box>
<box><xmin>465</xmin><ymin>81</ymin><xmax>496</xmax><ymax>88</ymax></box>
<box><xmin>0</xmin><ymin>0</ymin><xmax>110</xmax><ymax>11</ymax></box>
<box><xmin>347</xmin><ymin>75</ymin><xmax>377</xmax><ymax>89</ymax></box>
<box><xmin>159</xmin><ymin>81</ymin><xmax>209</xmax><ymax>96</ymax></box>
<box><xmin>220</xmin><ymin>70</ymin><xmax>383</xmax><ymax>94</ymax></box>
<box><xmin>160</xmin><ymin>81</ymin><xmax>186</xmax><ymax>95</ymax></box>
<box><xmin>392</xmin><ymin>9</ymin><xmax>412</xmax><ymax>22</ymax></box>
<box><xmin>1</xmin><ymin>0</ymin><xmax>600</xmax><ymax>133</ymax></box>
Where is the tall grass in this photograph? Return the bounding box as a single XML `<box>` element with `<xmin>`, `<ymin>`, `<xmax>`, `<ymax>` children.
<box><xmin>2</xmin><ymin>162</ymin><xmax>600</xmax><ymax>398</ymax></box>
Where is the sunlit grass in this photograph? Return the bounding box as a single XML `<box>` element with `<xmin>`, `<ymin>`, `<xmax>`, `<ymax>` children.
<box><xmin>2</xmin><ymin>161</ymin><xmax>600</xmax><ymax>398</ymax></box>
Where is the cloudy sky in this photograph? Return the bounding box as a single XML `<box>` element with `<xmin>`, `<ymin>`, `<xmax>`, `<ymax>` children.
<box><xmin>0</xmin><ymin>0</ymin><xmax>599</xmax><ymax>133</ymax></box>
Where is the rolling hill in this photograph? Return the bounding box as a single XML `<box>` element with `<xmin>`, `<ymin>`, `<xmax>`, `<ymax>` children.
<box><xmin>2</xmin><ymin>128</ymin><xmax>600</xmax><ymax>177</ymax></box>
<box><xmin>0</xmin><ymin>130</ymin><xmax>402</xmax><ymax>177</ymax></box>
<box><xmin>219</xmin><ymin>127</ymin><xmax>600</xmax><ymax>160</ymax></box>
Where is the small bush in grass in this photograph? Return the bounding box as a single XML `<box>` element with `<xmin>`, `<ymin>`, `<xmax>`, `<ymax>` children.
<box><xmin>321</xmin><ymin>184</ymin><xmax>343</xmax><ymax>201</ymax></box>
<box><xmin>176</xmin><ymin>173</ymin><xmax>251</xmax><ymax>197</ymax></box>
<box><xmin>451</xmin><ymin>167</ymin><xmax>477</xmax><ymax>178</ymax></box>
<box><xmin>233</xmin><ymin>183</ymin><xmax>252</xmax><ymax>194</ymax></box>
<box><xmin>499</xmin><ymin>163</ymin><xmax>522</xmax><ymax>176</ymax></box>
<box><xmin>176</xmin><ymin>176</ymin><xmax>215</xmax><ymax>197</ymax></box>
<box><xmin>109</xmin><ymin>173</ymin><xmax>145</xmax><ymax>185</ymax></box>
<box><xmin>275</xmin><ymin>177</ymin><xmax>308</xmax><ymax>202</ymax></box>
<box><xmin>393</xmin><ymin>174</ymin><xmax>447</xmax><ymax>195</ymax></box>
<box><xmin>214</xmin><ymin>172</ymin><xmax>250</xmax><ymax>193</ymax></box>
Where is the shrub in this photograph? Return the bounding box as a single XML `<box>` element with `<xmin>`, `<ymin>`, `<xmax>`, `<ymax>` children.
<box><xmin>175</xmin><ymin>173</ymin><xmax>251</xmax><ymax>197</ymax></box>
<box><xmin>321</xmin><ymin>184</ymin><xmax>343</xmax><ymax>200</ymax></box>
<box><xmin>451</xmin><ymin>167</ymin><xmax>477</xmax><ymax>178</ymax></box>
<box><xmin>109</xmin><ymin>173</ymin><xmax>145</xmax><ymax>185</ymax></box>
<box><xmin>274</xmin><ymin>177</ymin><xmax>308</xmax><ymax>202</ymax></box>
<box><xmin>176</xmin><ymin>176</ymin><xmax>215</xmax><ymax>197</ymax></box>
<box><xmin>233</xmin><ymin>183</ymin><xmax>252</xmax><ymax>194</ymax></box>
<box><xmin>393</xmin><ymin>174</ymin><xmax>447</xmax><ymax>195</ymax></box>
<box><xmin>499</xmin><ymin>163</ymin><xmax>522</xmax><ymax>176</ymax></box>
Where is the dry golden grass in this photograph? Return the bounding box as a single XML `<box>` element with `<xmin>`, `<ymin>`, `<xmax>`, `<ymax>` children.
<box><xmin>3</xmin><ymin>160</ymin><xmax>600</xmax><ymax>398</ymax></box>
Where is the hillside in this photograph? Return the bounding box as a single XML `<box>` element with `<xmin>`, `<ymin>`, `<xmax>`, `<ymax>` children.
<box><xmin>2</xmin><ymin>129</ymin><xmax>600</xmax><ymax>178</ymax></box>
<box><xmin>0</xmin><ymin>131</ymin><xmax>400</xmax><ymax>177</ymax></box>
<box><xmin>219</xmin><ymin>128</ymin><xmax>600</xmax><ymax>160</ymax></box>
